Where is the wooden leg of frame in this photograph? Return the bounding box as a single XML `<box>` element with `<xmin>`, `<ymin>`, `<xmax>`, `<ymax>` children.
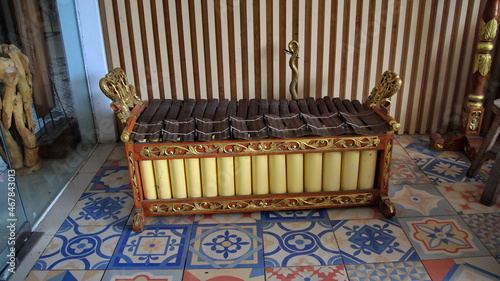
<box><xmin>479</xmin><ymin>152</ymin><xmax>500</xmax><ymax>206</ymax></box>
<box><xmin>132</xmin><ymin>207</ymin><xmax>145</xmax><ymax>232</ymax></box>
<box><xmin>379</xmin><ymin>195</ymin><xmax>396</xmax><ymax>218</ymax></box>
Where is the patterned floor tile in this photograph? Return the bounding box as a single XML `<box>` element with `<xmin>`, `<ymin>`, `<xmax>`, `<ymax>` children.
<box><xmin>478</xmin><ymin>160</ymin><xmax>495</xmax><ymax>179</ymax></box>
<box><xmin>184</xmin><ymin>268</ymin><xmax>265</xmax><ymax>281</ymax></box>
<box><xmin>414</xmin><ymin>157</ymin><xmax>483</xmax><ymax>184</ymax></box>
<box><xmin>33</xmin><ymin>225</ymin><xmax>123</xmax><ymax>270</ymax></box>
<box><xmin>265</xmin><ymin>265</ymin><xmax>347</xmax><ymax>281</ymax></box>
<box><xmin>422</xmin><ymin>256</ymin><xmax>500</xmax><ymax>281</ymax></box>
<box><xmin>261</xmin><ymin>209</ymin><xmax>329</xmax><ymax>222</ymax></box>
<box><xmin>394</xmin><ymin>135</ymin><xmax>421</xmax><ymax>147</ymax></box>
<box><xmin>101</xmin><ymin>269</ymin><xmax>183</xmax><ymax>280</ymax></box>
<box><xmin>389</xmin><ymin>184</ymin><xmax>456</xmax><ymax>217</ymax></box>
<box><xmin>86</xmin><ymin>167</ymin><xmax>131</xmax><ymax>193</ymax></box>
<box><xmin>102</xmin><ymin>145</ymin><xmax>127</xmax><ymax>168</ymax></box>
<box><xmin>63</xmin><ymin>192</ymin><xmax>133</xmax><ymax>227</ymax></box>
<box><xmin>263</xmin><ymin>221</ymin><xmax>342</xmax><ymax>267</ymax></box>
<box><xmin>327</xmin><ymin>206</ymin><xmax>384</xmax><ymax>220</ymax></box>
<box><xmin>109</xmin><ymin>224</ymin><xmax>192</xmax><ymax>269</ymax></box>
<box><xmin>195</xmin><ymin>212</ymin><xmax>260</xmax><ymax>224</ymax></box>
<box><xmin>398</xmin><ymin>136</ymin><xmax>463</xmax><ymax>160</ymax></box>
<box><xmin>436</xmin><ymin>182</ymin><xmax>500</xmax><ymax>214</ymax></box>
<box><xmin>20</xmin><ymin>135</ymin><xmax>500</xmax><ymax>281</ymax></box>
<box><xmin>390</xmin><ymin>161</ymin><xmax>432</xmax><ymax>185</ymax></box>
<box><xmin>398</xmin><ymin>215</ymin><xmax>490</xmax><ymax>260</ymax></box>
<box><xmin>186</xmin><ymin>223</ymin><xmax>263</xmax><ymax>269</ymax></box>
<box><xmin>126</xmin><ymin>213</ymin><xmax>195</xmax><ymax>226</ymax></box>
<box><xmin>345</xmin><ymin>261</ymin><xmax>431</xmax><ymax>281</ymax></box>
<box><xmin>461</xmin><ymin>212</ymin><xmax>500</xmax><ymax>256</ymax></box>
<box><xmin>25</xmin><ymin>270</ymin><xmax>104</xmax><ymax>281</ymax></box>
<box><xmin>332</xmin><ymin>218</ymin><xmax>418</xmax><ymax>264</ymax></box>
<box><xmin>391</xmin><ymin>141</ymin><xmax>414</xmax><ymax>162</ymax></box>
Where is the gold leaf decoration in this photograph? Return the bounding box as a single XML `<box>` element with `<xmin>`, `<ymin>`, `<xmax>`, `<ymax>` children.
<box><xmin>139</xmin><ymin>136</ymin><xmax>382</xmax><ymax>158</ymax></box>
<box><xmin>468</xmin><ymin>111</ymin><xmax>482</xmax><ymax>132</ymax></box>
<box><xmin>149</xmin><ymin>193</ymin><xmax>374</xmax><ymax>214</ymax></box>
<box><xmin>479</xmin><ymin>19</ymin><xmax>486</xmax><ymax>40</ymax></box>
<box><xmin>364</xmin><ymin>70</ymin><xmax>402</xmax><ymax>109</ymax></box>
<box><xmin>382</xmin><ymin>140</ymin><xmax>393</xmax><ymax>190</ymax></box>
<box><xmin>479</xmin><ymin>54</ymin><xmax>492</xmax><ymax>76</ymax></box>
<box><xmin>100</xmin><ymin>68</ymin><xmax>144</xmax><ymax>123</ymax></box>
<box><xmin>479</xmin><ymin>19</ymin><xmax>498</xmax><ymax>41</ymax></box>
<box><xmin>473</xmin><ymin>54</ymin><xmax>479</xmax><ymax>74</ymax></box>
<box><xmin>128</xmin><ymin>151</ymin><xmax>140</xmax><ymax>201</ymax></box>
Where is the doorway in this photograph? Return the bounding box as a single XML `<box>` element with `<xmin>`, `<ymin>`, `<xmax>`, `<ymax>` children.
<box><xmin>0</xmin><ymin>0</ymin><xmax>97</xmax><ymax>277</ymax></box>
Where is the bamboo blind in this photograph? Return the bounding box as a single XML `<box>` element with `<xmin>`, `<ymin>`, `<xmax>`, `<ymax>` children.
<box><xmin>98</xmin><ymin>0</ymin><xmax>485</xmax><ymax>134</ymax></box>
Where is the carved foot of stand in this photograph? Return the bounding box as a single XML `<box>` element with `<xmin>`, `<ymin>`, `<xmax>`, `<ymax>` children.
<box><xmin>132</xmin><ymin>208</ymin><xmax>145</xmax><ymax>232</ymax></box>
<box><xmin>379</xmin><ymin>196</ymin><xmax>396</xmax><ymax>218</ymax></box>
<box><xmin>430</xmin><ymin>132</ymin><xmax>482</xmax><ymax>161</ymax></box>
<box><xmin>430</xmin><ymin>131</ymin><xmax>465</xmax><ymax>151</ymax></box>
<box><xmin>464</xmin><ymin>136</ymin><xmax>483</xmax><ymax>161</ymax></box>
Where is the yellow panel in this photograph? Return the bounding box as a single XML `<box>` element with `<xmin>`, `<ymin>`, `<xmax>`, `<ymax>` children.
<box><xmin>269</xmin><ymin>154</ymin><xmax>287</xmax><ymax>194</ymax></box>
<box><xmin>252</xmin><ymin>155</ymin><xmax>269</xmax><ymax>195</ymax></box>
<box><xmin>340</xmin><ymin>151</ymin><xmax>360</xmax><ymax>191</ymax></box>
<box><xmin>235</xmin><ymin>156</ymin><xmax>252</xmax><ymax>195</ymax></box>
<box><xmin>217</xmin><ymin>157</ymin><xmax>235</xmax><ymax>196</ymax></box>
<box><xmin>153</xmin><ymin>159</ymin><xmax>172</xmax><ymax>199</ymax></box>
<box><xmin>286</xmin><ymin>153</ymin><xmax>303</xmax><ymax>193</ymax></box>
<box><xmin>185</xmin><ymin>158</ymin><xmax>202</xmax><ymax>198</ymax></box>
<box><xmin>169</xmin><ymin>159</ymin><xmax>187</xmax><ymax>198</ymax></box>
<box><xmin>358</xmin><ymin>150</ymin><xmax>377</xmax><ymax>190</ymax></box>
<box><xmin>322</xmin><ymin>152</ymin><xmax>341</xmax><ymax>191</ymax></box>
<box><xmin>140</xmin><ymin>160</ymin><xmax>157</xmax><ymax>199</ymax></box>
<box><xmin>201</xmin><ymin>157</ymin><xmax>218</xmax><ymax>197</ymax></box>
<box><xmin>304</xmin><ymin>153</ymin><xmax>323</xmax><ymax>192</ymax></box>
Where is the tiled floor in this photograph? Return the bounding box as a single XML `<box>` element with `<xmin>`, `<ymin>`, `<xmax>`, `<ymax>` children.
<box><xmin>19</xmin><ymin>135</ymin><xmax>500</xmax><ymax>280</ymax></box>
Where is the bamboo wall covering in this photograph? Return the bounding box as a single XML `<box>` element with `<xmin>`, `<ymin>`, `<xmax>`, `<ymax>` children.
<box><xmin>99</xmin><ymin>0</ymin><xmax>486</xmax><ymax>134</ymax></box>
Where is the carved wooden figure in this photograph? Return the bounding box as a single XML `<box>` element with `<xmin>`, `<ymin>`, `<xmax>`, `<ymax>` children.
<box><xmin>0</xmin><ymin>44</ymin><xmax>40</xmax><ymax>173</ymax></box>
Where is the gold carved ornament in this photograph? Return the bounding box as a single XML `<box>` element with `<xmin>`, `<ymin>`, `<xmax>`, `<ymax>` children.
<box><xmin>467</xmin><ymin>93</ymin><xmax>485</xmax><ymax>108</ymax></box>
<box><xmin>139</xmin><ymin>136</ymin><xmax>381</xmax><ymax>158</ymax></box>
<box><xmin>149</xmin><ymin>193</ymin><xmax>374</xmax><ymax>214</ymax></box>
<box><xmin>128</xmin><ymin>151</ymin><xmax>141</xmax><ymax>202</ymax></box>
<box><xmin>99</xmin><ymin>67</ymin><xmax>143</xmax><ymax>124</ymax></box>
<box><xmin>468</xmin><ymin>111</ymin><xmax>482</xmax><ymax>132</ymax></box>
<box><xmin>382</xmin><ymin>139</ymin><xmax>393</xmax><ymax>191</ymax></box>
<box><xmin>473</xmin><ymin>18</ymin><xmax>498</xmax><ymax>76</ymax></box>
<box><xmin>479</xmin><ymin>18</ymin><xmax>498</xmax><ymax>41</ymax></box>
<box><xmin>364</xmin><ymin>71</ymin><xmax>402</xmax><ymax>132</ymax></box>
<box><xmin>461</xmin><ymin>109</ymin><xmax>482</xmax><ymax>133</ymax></box>
<box><xmin>133</xmin><ymin>211</ymin><xmax>142</xmax><ymax>229</ymax></box>
<box><xmin>473</xmin><ymin>54</ymin><xmax>492</xmax><ymax>76</ymax></box>
<box><xmin>379</xmin><ymin>195</ymin><xmax>395</xmax><ymax>215</ymax></box>
<box><xmin>284</xmin><ymin>40</ymin><xmax>300</xmax><ymax>100</ymax></box>
<box><xmin>364</xmin><ymin>70</ymin><xmax>402</xmax><ymax>110</ymax></box>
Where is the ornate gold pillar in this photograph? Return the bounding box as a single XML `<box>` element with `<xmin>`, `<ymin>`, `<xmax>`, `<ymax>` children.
<box><xmin>430</xmin><ymin>0</ymin><xmax>500</xmax><ymax>159</ymax></box>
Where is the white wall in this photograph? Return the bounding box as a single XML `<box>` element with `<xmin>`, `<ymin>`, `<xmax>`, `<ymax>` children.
<box><xmin>58</xmin><ymin>0</ymin><xmax>117</xmax><ymax>143</ymax></box>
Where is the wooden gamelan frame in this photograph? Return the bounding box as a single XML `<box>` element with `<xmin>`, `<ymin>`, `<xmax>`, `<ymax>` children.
<box><xmin>100</xmin><ymin>64</ymin><xmax>402</xmax><ymax>232</ymax></box>
<box><xmin>127</xmin><ymin>133</ymin><xmax>395</xmax><ymax>231</ymax></box>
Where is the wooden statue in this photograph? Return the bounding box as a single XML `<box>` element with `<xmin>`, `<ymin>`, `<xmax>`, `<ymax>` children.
<box><xmin>0</xmin><ymin>44</ymin><xmax>41</xmax><ymax>173</ymax></box>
